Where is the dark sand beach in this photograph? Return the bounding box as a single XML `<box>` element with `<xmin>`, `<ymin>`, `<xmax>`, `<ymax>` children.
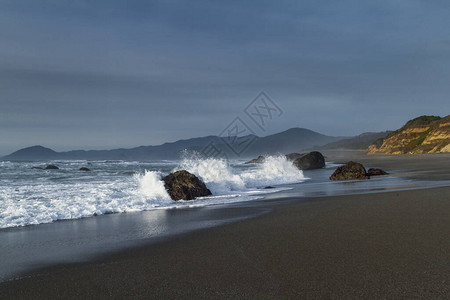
<box><xmin>1</xmin><ymin>154</ymin><xmax>450</xmax><ymax>299</ymax></box>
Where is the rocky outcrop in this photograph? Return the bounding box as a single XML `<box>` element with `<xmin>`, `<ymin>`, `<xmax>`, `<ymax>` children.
<box><xmin>79</xmin><ymin>167</ymin><xmax>91</xmax><ymax>171</ymax></box>
<box><xmin>44</xmin><ymin>165</ymin><xmax>59</xmax><ymax>170</ymax></box>
<box><xmin>329</xmin><ymin>161</ymin><xmax>368</xmax><ymax>180</ymax></box>
<box><xmin>367</xmin><ymin>115</ymin><xmax>450</xmax><ymax>154</ymax></box>
<box><xmin>293</xmin><ymin>151</ymin><xmax>325</xmax><ymax>170</ymax></box>
<box><xmin>162</xmin><ymin>170</ymin><xmax>212</xmax><ymax>201</ymax></box>
<box><xmin>367</xmin><ymin>168</ymin><xmax>388</xmax><ymax>176</ymax></box>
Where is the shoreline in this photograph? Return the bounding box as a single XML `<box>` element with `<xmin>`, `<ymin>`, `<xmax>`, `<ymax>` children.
<box><xmin>1</xmin><ymin>168</ymin><xmax>448</xmax><ymax>284</ymax></box>
<box><xmin>2</xmin><ymin>186</ymin><xmax>450</xmax><ymax>298</ymax></box>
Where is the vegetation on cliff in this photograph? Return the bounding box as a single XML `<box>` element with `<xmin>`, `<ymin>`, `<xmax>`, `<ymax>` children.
<box><xmin>367</xmin><ymin>115</ymin><xmax>450</xmax><ymax>154</ymax></box>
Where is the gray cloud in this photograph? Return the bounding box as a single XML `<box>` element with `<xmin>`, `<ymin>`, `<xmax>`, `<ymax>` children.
<box><xmin>1</xmin><ymin>0</ymin><xmax>450</xmax><ymax>155</ymax></box>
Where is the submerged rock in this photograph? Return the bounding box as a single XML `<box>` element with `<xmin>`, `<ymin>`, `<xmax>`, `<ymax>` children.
<box><xmin>162</xmin><ymin>170</ymin><xmax>212</xmax><ymax>201</ymax></box>
<box><xmin>367</xmin><ymin>168</ymin><xmax>388</xmax><ymax>176</ymax></box>
<box><xmin>44</xmin><ymin>165</ymin><xmax>59</xmax><ymax>170</ymax></box>
<box><xmin>329</xmin><ymin>161</ymin><xmax>367</xmax><ymax>180</ymax></box>
<box><xmin>79</xmin><ymin>167</ymin><xmax>91</xmax><ymax>171</ymax></box>
<box><xmin>245</xmin><ymin>155</ymin><xmax>265</xmax><ymax>164</ymax></box>
<box><xmin>293</xmin><ymin>151</ymin><xmax>325</xmax><ymax>170</ymax></box>
<box><xmin>285</xmin><ymin>153</ymin><xmax>303</xmax><ymax>161</ymax></box>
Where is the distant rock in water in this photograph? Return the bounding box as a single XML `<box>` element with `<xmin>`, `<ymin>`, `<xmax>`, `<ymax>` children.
<box><xmin>162</xmin><ymin>170</ymin><xmax>212</xmax><ymax>201</ymax></box>
<box><xmin>367</xmin><ymin>168</ymin><xmax>388</xmax><ymax>176</ymax></box>
<box><xmin>293</xmin><ymin>151</ymin><xmax>325</xmax><ymax>170</ymax></box>
<box><xmin>329</xmin><ymin>161</ymin><xmax>368</xmax><ymax>180</ymax></box>
<box><xmin>44</xmin><ymin>165</ymin><xmax>59</xmax><ymax>170</ymax></box>
<box><xmin>79</xmin><ymin>167</ymin><xmax>91</xmax><ymax>171</ymax></box>
<box><xmin>245</xmin><ymin>155</ymin><xmax>266</xmax><ymax>164</ymax></box>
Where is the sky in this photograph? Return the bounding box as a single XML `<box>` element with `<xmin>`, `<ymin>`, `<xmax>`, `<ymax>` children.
<box><xmin>1</xmin><ymin>0</ymin><xmax>450</xmax><ymax>155</ymax></box>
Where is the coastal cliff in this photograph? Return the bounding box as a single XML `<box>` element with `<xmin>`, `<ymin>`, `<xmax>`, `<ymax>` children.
<box><xmin>367</xmin><ymin>115</ymin><xmax>450</xmax><ymax>154</ymax></box>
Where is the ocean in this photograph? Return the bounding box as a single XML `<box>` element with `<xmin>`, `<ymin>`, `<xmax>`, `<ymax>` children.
<box><xmin>2</xmin><ymin>154</ymin><xmax>446</xmax><ymax>230</ymax></box>
<box><xmin>0</xmin><ymin>155</ymin><xmax>308</xmax><ymax>229</ymax></box>
<box><xmin>1</xmin><ymin>155</ymin><xmax>449</xmax><ymax>281</ymax></box>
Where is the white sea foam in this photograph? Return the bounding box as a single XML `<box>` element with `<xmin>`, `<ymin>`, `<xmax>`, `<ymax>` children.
<box><xmin>241</xmin><ymin>155</ymin><xmax>307</xmax><ymax>187</ymax></box>
<box><xmin>0</xmin><ymin>157</ymin><xmax>307</xmax><ymax>228</ymax></box>
<box><xmin>179</xmin><ymin>157</ymin><xmax>246</xmax><ymax>193</ymax></box>
<box><xmin>135</xmin><ymin>170</ymin><xmax>171</xmax><ymax>200</ymax></box>
<box><xmin>179</xmin><ymin>155</ymin><xmax>307</xmax><ymax>193</ymax></box>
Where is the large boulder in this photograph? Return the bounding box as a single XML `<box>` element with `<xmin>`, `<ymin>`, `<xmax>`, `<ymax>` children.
<box><xmin>329</xmin><ymin>161</ymin><xmax>368</xmax><ymax>180</ymax></box>
<box><xmin>293</xmin><ymin>151</ymin><xmax>325</xmax><ymax>170</ymax></box>
<box><xmin>367</xmin><ymin>168</ymin><xmax>388</xmax><ymax>176</ymax></box>
<box><xmin>162</xmin><ymin>170</ymin><xmax>212</xmax><ymax>201</ymax></box>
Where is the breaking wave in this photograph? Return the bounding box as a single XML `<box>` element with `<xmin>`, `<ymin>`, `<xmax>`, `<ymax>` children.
<box><xmin>178</xmin><ymin>155</ymin><xmax>306</xmax><ymax>194</ymax></box>
<box><xmin>0</xmin><ymin>156</ymin><xmax>307</xmax><ymax>228</ymax></box>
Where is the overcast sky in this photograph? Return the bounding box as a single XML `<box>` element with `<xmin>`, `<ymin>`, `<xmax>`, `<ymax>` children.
<box><xmin>1</xmin><ymin>0</ymin><xmax>450</xmax><ymax>155</ymax></box>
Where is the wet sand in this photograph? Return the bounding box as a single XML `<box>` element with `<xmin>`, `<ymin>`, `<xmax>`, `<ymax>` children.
<box><xmin>1</xmin><ymin>154</ymin><xmax>450</xmax><ymax>299</ymax></box>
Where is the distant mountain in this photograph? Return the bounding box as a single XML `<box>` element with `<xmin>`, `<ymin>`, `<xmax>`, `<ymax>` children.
<box><xmin>318</xmin><ymin>131</ymin><xmax>391</xmax><ymax>150</ymax></box>
<box><xmin>2</xmin><ymin>128</ymin><xmax>342</xmax><ymax>161</ymax></box>
<box><xmin>367</xmin><ymin>115</ymin><xmax>450</xmax><ymax>154</ymax></box>
<box><xmin>4</xmin><ymin>145</ymin><xmax>59</xmax><ymax>160</ymax></box>
<box><xmin>3</xmin><ymin>136</ymin><xmax>220</xmax><ymax>161</ymax></box>
<box><xmin>244</xmin><ymin>128</ymin><xmax>341</xmax><ymax>156</ymax></box>
<box><xmin>60</xmin><ymin>135</ymin><xmax>221</xmax><ymax>161</ymax></box>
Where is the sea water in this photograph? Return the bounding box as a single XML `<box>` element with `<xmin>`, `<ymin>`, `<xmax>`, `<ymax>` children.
<box><xmin>0</xmin><ymin>155</ymin><xmax>307</xmax><ymax>229</ymax></box>
<box><xmin>2</xmin><ymin>156</ymin><xmax>449</xmax><ymax>281</ymax></box>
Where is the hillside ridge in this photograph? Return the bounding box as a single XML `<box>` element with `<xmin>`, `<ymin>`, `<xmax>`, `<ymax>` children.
<box><xmin>367</xmin><ymin>115</ymin><xmax>450</xmax><ymax>154</ymax></box>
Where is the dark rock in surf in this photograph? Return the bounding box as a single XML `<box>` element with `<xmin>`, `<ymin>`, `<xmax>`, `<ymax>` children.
<box><xmin>245</xmin><ymin>155</ymin><xmax>265</xmax><ymax>164</ymax></box>
<box><xmin>329</xmin><ymin>161</ymin><xmax>368</xmax><ymax>180</ymax></box>
<box><xmin>367</xmin><ymin>168</ymin><xmax>388</xmax><ymax>176</ymax></box>
<box><xmin>162</xmin><ymin>170</ymin><xmax>212</xmax><ymax>201</ymax></box>
<box><xmin>79</xmin><ymin>167</ymin><xmax>91</xmax><ymax>171</ymax></box>
<box><xmin>44</xmin><ymin>165</ymin><xmax>59</xmax><ymax>170</ymax></box>
<box><xmin>263</xmin><ymin>186</ymin><xmax>275</xmax><ymax>189</ymax></box>
<box><xmin>293</xmin><ymin>151</ymin><xmax>325</xmax><ymax>170</ymax></box>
